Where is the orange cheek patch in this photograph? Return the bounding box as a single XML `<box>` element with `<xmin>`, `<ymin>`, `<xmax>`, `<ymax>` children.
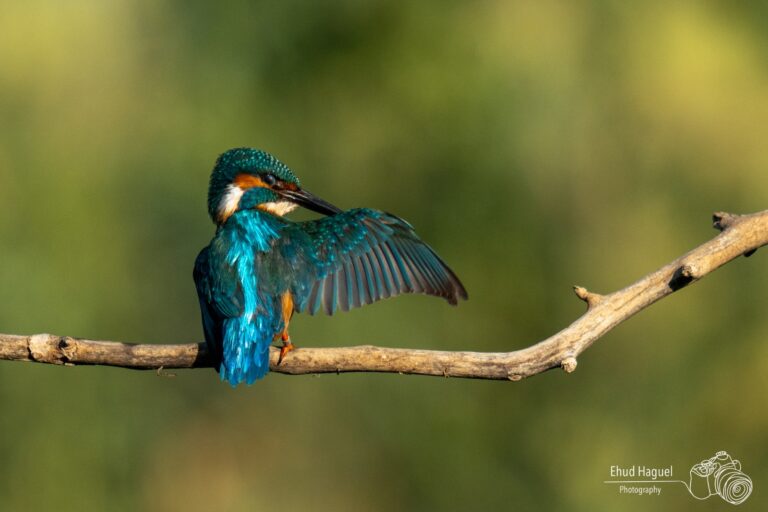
<box><xmin>234</xmin><ymin>173</ymin><xmax>267</xmax><ymax>189</ymax></box>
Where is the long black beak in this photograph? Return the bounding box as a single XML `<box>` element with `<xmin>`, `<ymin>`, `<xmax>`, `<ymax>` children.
<box><xmin>279</xmin><ymin>188</ymin><xmax>342</xmax><ymax>216</ymax></box>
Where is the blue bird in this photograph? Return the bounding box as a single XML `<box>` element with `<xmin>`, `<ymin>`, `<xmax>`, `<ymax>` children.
<box><xmin>194</xmin><ymin>148</ymin><xmax>468</xmax><ymax>386</ymax></box>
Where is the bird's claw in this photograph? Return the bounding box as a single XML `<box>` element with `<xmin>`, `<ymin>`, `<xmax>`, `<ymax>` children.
<box><xmin>278</xmin><ymin>339</ymin><xmax>295</xmax><ymax>365</ymax></box>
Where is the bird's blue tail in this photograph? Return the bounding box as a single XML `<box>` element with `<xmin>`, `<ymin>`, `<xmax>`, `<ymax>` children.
<box><xmin>220</xmin><ymin>314</ymin><xmax>274</xmax><ymax>386</ymax></box>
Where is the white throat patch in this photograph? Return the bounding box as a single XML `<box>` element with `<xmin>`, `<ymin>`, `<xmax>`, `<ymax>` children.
<box><xmin>259</xmin><ymin>201</ymin><xmax>298</xmax><ymax>217</ymax></box>
<box><xmin>217</xmin><ymin>184</ymin><xmax>244</xmax><ymax>222</ymax></box>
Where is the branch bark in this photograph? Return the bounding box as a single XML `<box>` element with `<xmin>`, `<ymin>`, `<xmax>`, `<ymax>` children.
<box><xmin>1</xmin><ymin>210</ymin><xmax>766</xmax><ymax>381</ymax></box>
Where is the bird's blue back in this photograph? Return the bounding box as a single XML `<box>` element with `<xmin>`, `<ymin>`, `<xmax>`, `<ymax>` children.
<box><xmin>195</xmin><ymin>210</ymin><xmax>285</xmax><ymax>384</ymax></box>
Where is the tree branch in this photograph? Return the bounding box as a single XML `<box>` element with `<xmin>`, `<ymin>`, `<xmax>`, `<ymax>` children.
<box><xmin>1</xmin><ymin>210</ymin><xmax>767</xmax><ymax>380</ymax></box>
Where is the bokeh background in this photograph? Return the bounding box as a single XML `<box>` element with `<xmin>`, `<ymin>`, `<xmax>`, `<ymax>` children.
<box><xmin>1</xmin><ymin>1</ymin><xmax>767</xmax><ymax>510</ymax></box>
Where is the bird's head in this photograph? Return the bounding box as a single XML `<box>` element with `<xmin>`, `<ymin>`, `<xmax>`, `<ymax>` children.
<box><xmin>207</xmin><ymin>148</ymin><xmax>341</xmax><ymax>224</ymax></box>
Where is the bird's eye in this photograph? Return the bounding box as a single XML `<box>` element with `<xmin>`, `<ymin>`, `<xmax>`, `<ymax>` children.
<box><xmin>262</xmin><ymin>173</ymin><xmax>277</xmax><ymax>186</ymax></box>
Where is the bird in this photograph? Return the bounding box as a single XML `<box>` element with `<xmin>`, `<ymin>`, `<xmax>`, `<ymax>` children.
<box><xmin>194</xmin><ymin>148</ymin><xmax>468</xmax><ymax>386</ymax></box>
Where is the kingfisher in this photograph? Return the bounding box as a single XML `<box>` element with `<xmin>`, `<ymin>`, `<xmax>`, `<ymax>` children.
<box><xmin>194</xmin><ymin>148</ymin><xmax>468</xmax><ymax>386</ymax></box>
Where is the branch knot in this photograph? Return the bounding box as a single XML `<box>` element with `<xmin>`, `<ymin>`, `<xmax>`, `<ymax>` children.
<box><xmin>561</xmin><ymin>357</ymin><xmax>578</xmax><ymax>373</ymax></box>
<box><xmin>713</xmin><ymin>211</ymin><xmax>740</xmax><ymax>231</ymax></box>
<box><xmin>28</xmin><ymin>333</ymin><xmax>64</xmax><ymax>364</ymax></box>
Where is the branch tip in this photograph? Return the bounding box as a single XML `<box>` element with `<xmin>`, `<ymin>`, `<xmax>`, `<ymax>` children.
<box><xmin>573</xmin><ymin>286</ymin><xmax>603</xmax><ymax>307</ymax></box>
<box><xmin>573</xmin><ymin>285</ymin><xmax>588</xmax><ymax>300</ymax></box>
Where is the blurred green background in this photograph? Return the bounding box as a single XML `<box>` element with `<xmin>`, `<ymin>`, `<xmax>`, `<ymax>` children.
<box><xmin>1</xmin><ymin>1</ymin><xmax>767</xmax><ymax>510</ymax></box>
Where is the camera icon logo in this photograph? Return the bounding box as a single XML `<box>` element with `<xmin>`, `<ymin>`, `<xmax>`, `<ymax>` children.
<box><xmin>688</xmin><ymin>451</ymin><xmax>752</xmax><ymax>505</ymax></box>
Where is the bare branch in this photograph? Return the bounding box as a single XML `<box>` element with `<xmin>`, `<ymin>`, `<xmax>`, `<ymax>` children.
<box><xmin>2</xmin><ymin>210</ymin><xmax>767</xmax><ymax>381</ymax></box>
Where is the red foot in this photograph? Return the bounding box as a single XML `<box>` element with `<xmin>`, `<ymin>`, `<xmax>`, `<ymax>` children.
<box><xmin>278</xmin><ymin>340</ymin><xmax>295</xmax><ymax>365</ymax></box>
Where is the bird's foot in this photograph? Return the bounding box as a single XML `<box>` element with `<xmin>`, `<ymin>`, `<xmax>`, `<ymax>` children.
<box><xmin>278</xmin><ymin>338</ymin><xmax>295</xmax><ymax>365</ymax></box>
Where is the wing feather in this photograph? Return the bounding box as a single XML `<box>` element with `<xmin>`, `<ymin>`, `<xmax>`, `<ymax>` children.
<box><xmin>308</xmin><ymin>279</ymin><xmax>323</xmax><ymax>315</ymax></box>
<box><xmin>355</xmin><ymin>254</ymin><xmax>370</xmax><ymax>303</ymax></box>
<box><xmin>347</xmin><ymin>253</ymin><xmax>359</xmax><ymax>310</ymax></box>
<box><xmin>371</xmin><ymin>243</ymin><xmax>396</xmax><ymax>298</ymax></box>
<box><xmin>338</xmin><ymin>258</ymin><xmax>352</xmax><ymax>312</ymax></box>
<box><xmin>323</xmin><ymin>271</ymin><xmax>337</xmax><ymax>315</ymax></box>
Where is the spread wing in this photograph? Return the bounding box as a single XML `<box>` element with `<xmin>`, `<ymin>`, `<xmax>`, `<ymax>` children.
<box><xmin>281</xmin><ymin>208</ymin><xmax>468</xmax><ymax>315</ymax></box>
